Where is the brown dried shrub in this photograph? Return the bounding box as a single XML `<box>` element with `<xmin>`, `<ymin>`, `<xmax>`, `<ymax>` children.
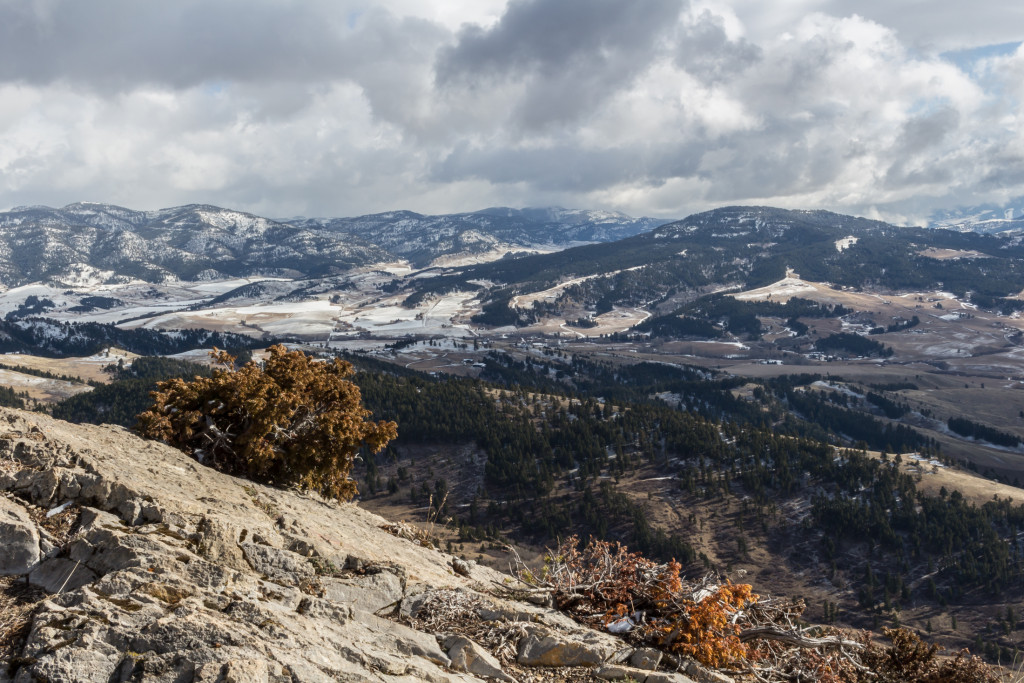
<box><xmin>136</xmin><ymin>344</ymin><xmax>396</xmax><ymax>502</ymax></box>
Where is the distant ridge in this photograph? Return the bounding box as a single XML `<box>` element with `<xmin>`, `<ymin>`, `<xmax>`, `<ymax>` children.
<box><xmin>0</xmin><ymin>203</ymin><xmax>669</xmax><ymax>287</ymax></box>
<box><xmin>928</xmin><ymin>198</ymin><xmax>1024</xmax><ymax>234</ymax></box>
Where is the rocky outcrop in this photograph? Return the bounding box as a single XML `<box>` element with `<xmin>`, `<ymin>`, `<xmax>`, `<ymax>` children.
<box><xmin>0</xmin><ymin>408</ymin><xmax>733</xmax><ymax>682</ymax></box>
<box><xmin>0</xmin><ymin>496</ymin><xmax>40</xmax><ymax>576</ymax></box>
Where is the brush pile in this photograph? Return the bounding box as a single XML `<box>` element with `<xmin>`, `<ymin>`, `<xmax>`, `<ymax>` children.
<box><xmin>504</xmin><ymin>536</ymin><xmax>999</xmax><ymax>683</ymax></box>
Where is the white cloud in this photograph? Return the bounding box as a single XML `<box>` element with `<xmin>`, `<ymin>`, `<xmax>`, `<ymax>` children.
<box><xmin>0</xmin><ymin>0</ymin><xmax>1020</xmax><ymax>223</ymax></box>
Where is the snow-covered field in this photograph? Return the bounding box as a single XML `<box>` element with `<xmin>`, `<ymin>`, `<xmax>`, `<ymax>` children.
<box><xmin>125</xmin><ymin>299</ymin><xmax>339</xmax><ymax>337</ymax></box>
<box><xmin>916</xmin><ymin>248</ymin><xmax>990</xmax><ymax>261</ymax></box>
<box><xmin>733</xmin><ymin>275</ymin><xmax>818</xmax><ymax>301</ymax></box>
<box><xmin>104</xmin><ymin>281</ymin><xmax>484</xmax><ymax>341</ymax></box>
<box><xmin>4</xmin><ymin>265</ymin><xmax>482</xmax><ymax>341</ymax></box>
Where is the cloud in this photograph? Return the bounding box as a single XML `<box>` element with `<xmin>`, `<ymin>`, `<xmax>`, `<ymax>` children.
<box><xmin>704</xmin><ymin>0</ymin><xmax>1024</xmax><ymax>54</ymax></box>
<box><xmin>0</xmin><ymin>0</ymin><xmax>1020</xmax><ymax>223</ymax></box>
<box><xmin>431</xmin><ymin>10</ymin><xmax>1009</xmax><ymax>221</ymax></box>
<box><xmin>0</xmin><ymin>1</ymin><xmax>344</xmax><ymax>89</ymax></box>
<box><xmin>437</xmin><ymin>0</ymin><xmax>684</xmax><ymax>130</ymax></box>
<box><xmin>673</xmin><ymin>9</ymin><xmax>761</xmax><ymax>84</ymax></box>
<box><xmin>433</xmin><ymin>140</ymin><xmax>706</xmax><ymax>193</ymax></box>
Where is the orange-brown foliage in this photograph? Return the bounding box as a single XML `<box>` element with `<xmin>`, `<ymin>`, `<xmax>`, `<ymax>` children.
<box><xmin>536</xmin><ymin>536</ymin><xmax>757</xmax><ymax>668</ymax></box>
<box><xmin>136</xmin><ymin>344</ymin><xmax>396</xmax><ymax>501</ymax></box>
<box><xmin>650</xmin><ymin>581</ymin><xmax>758</xmax><ymax>668</ymax></box>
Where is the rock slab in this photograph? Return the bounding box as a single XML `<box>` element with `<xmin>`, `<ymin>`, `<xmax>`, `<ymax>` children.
<box><xmin>445</xmin><ymin>634</ymin><xmax>516</xmax><ymax>682</ymax></box>
<box><xmin>0</xmin><ymin>495</ymin><xmax>39</xmax><ymax>575</ymax></box>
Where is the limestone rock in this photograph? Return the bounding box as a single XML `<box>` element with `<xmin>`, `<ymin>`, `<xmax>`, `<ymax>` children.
<box><xmin>240</xmin><ymin>542</ymin><xmax>314</xmax><ymax>586</ymax></box>
<box><xmin>682</xmin><ymin>659</ymin><xmax>735</xmax><ymax>683</ymax></box>
<box><xmin>517</xmin><ymin>625</ymin><xmax>618</xmax><ymax>667</ymax></box>
<box><xmin>596</xmin><ymin>664</ymin><xmax>652</xmax><ymax>680</ymax></box>
<box><xmin>222</xmin><ymin>658</ymin><xmax>270</xmax><ymax>683</ymax></box>
<box><xmin>322</xmin><ymin>568</ymin><xmax>405</xmax><ymax>613</ymax></box>
<box><xmin>15</xmin><ymin>637</ymin><xmax>124</xmax><ymax>683</ymax></box>
<box><xmin>445</xmin><ymin>634</ymin><xmax>516</xmax><ymax>682</ymax></box>
<box><xmin>630</xmin><ymin>647</ymin><xmax>663</xmax><ymax>670</ymax></box>
<box><xmin>29</xmin><ymin>557</ymin><xmax>98</xmax><ymax>593</ymax></box>
<box><xmin>595</xmin><ymin>665</ymin><xmax>699</xmax><ymax>682</ymax></box>
<box><xmin>0</xmin><ymin>407</ymin><xmax>733</xmax><ymax>683</ymax></box>
<box><xmin>0</xmin><ymin>495</ymin><xmax>40</xmax><ymax>575</ymax></box>
<box><xmin>452</xmin><ymin>556</ymin><xmax>472</xmax><ymax>576</ymax></box>
<box><xmin>355</xmin><ymin>609</ymin><xmax>453</xmax><ymax>668</ymax></box>
<box><xmin>646</xmin><ymin>673</ymin><xmax>698</xmax><ymax>683</ymax></box>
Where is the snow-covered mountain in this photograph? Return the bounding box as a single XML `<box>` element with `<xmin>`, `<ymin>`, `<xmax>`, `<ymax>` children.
<box><xmin>0</xmin><ymin>203</ymin><xmax>388</xmax><ymax>286</ymax></box>
<box><xmin>928</xmin><ymin>201</ymin><xmax>1024</xmax><ymax>235</ymax></box>
<box><xmin>285</xmin><ymin>206</ymin><xmax>667</xmax><ymax>266</ymax></box>
<box><xmin>647</xmin><ymin>206</ymin><xmax>896</xmax><ymax>241</ymax></box>
<box><xmin>0</xmin><ymin>203</ymin><xmax>668</xmax><ymax>287</ymax></box>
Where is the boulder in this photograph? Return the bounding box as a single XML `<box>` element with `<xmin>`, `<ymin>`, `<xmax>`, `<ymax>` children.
<box><xmin>353</xmin><ymin>610</ymin><xmax>452</xmax><ymax>668</ymax></box>
<box><xmin>596</xmin><ymin>664</ymin><xmax>649</xmax><ymax>680</ymax></box>
<box><xmin>445</xmin><ymin>634</ymin><xmax>516</xmax><ymax>682</ymax></box>
<box><xmin>517</xmin><ymin>626</ymin><xmax>617</xmax><ymax>667</ymax></box>
<box><xmin>595</xmin><ymin>665</ymin><xmax>700</xmax><ymax>682</ymax></box>
<box><xmin>0</xmin><ymin>495</ymin><xmax>39</xmax><ymax>575</ymax></box>
<box><xmin>322</xmin><ymin>569</ymin><xmax>405</xmax><ymax>613</ymax></box>
<box><xmin>646</xmin><ymin>673</ymin><xmax>698</xmax><ymax>683</ymax></box>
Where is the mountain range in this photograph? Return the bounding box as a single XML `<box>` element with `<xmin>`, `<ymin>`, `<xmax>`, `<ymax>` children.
<box><xmin>412</xmin><ymin>205</ymin><xmax>1024</xmax><ymax>323</ymax></box>
<box><xmin>0</xmin><ymin>203</ymin><xmax>668</xmax><ymax>288</ymax></box>
<box><xmin>929</xmin><ymin>201</ymin><xmax>1024</xmax><ymax>234</ymax></box>
<box><xmin>6</xmin><ymin>200</ymin><xmax>1024</xmax><ymax>311</ymax></box>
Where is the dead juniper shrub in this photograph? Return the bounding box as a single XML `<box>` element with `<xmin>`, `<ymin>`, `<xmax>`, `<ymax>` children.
<box><xmin>136</xmin><ymin>344</ymin><xmax>397</xmax><ymax>502</ymax></box>
<box><xmin>520</xmin><ymin>536</ymin><xmax>758</xmax><ymax>669</ymax></box>
<box><xmin>512</xmin><ymin>538</ymin><xmax>1002</xmax><ymax>681</ymax></box>
<box><xmin>652</xmin><ymin>581</ymin><xmax>758</xmax><ymax>669</ymax></box>
<box><xmin>858</xmin><ymin>628</ymin><xmax>1000</xmax><ymax>683</ymax></box>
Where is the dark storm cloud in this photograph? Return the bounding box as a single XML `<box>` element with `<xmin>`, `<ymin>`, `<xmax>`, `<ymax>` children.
<box><xmin>882</xmin><ymin>106</ymin><xmax>961</xmax><ymax>189</ymax></box>
<box><xmin>436</xmin><ymin>0</ymin><xmax>684</xmax><ymax>129</ymax></box>
<box><xmin>674</xmin><ymin>10</ymin><xmax>761</xmax><ymax>84</ymax></box>
<box><xmin>699</xmin><ymin>133</ymin><xmax>849</xmax><ymax>202</ymax></box>
<box><xmin>979</xmin><ymin>153</ymin><xmax>1024</xmax><ymax>191</ymax></box>
<box><xmin>438</xmin><ymin>0</ymin><xmax>683</xmax><ymax>79</ymax></box>
<box><xmin>0</xmin><ymin>1</ymin><xmax>443</xmax><ymax>92</ymax></box>
<box><xmin>433</xmin><ymin>141</ymin><xmax>705</xmax><ymax>192</ymax></box>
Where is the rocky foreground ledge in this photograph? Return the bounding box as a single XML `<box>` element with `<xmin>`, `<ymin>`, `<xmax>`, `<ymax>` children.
<box><xmin>0</xmin><ymin>408</ymin><xmax>728</xmax><ymax>683</ymax></box>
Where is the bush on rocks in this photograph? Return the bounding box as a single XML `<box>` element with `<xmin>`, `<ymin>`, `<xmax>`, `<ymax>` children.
<box><xmin>136</xmin><ymin>344</ymin><xmax>396</xmax><ymax>501</ymax></box>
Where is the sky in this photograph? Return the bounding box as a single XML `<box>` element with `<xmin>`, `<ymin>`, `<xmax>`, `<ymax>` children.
<box><xmin>0</xmin><ymin>0</ymin><xmax>1021</xmax><ymax>224</ymax></box>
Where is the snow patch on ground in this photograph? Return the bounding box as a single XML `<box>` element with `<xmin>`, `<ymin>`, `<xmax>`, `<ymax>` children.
<box><xmin>733</xmin><ymin>275</ymin><xmax>817</xmax><ymax>301</ymax></box>
<box><xmin>812</xmin><ymin>380</ymin><xmax>862</xmax><ymax>398</ymax></box>
<box><xmin>183</xmin><ymin>277</ymin><xmax>292</xmax><ymax>295</ymax></box>
<box><xmin>835</xmin><ymin>236</ymin><xmax>858</xmax><ymax>252</ymax></box>
<box><xmin>50</xmin><ymin>263</ymin><xmax>121</xmax><ymax>288</ymax></box>
<box><xmin>511</xmin><ymin>272</ymin><xmax>621</xmax><ymax>309</ymax></box>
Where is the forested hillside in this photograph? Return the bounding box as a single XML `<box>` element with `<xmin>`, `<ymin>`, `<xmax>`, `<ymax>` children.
<box><xmin>0</xmin><ymin>319</ymin><xmax>259</xmax><ymax>357</ymax></box>
<box><xmin>410</xmin><ymin>207</ymin><xmax>1024</xmax><ymax>321</ymax></box>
